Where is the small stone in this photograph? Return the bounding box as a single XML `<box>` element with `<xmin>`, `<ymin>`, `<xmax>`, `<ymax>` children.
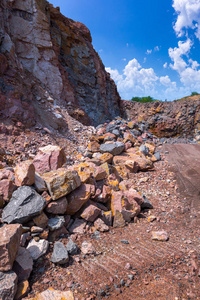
<box><xmin>121</xmin><ymin>240</ymin><xmax>129</xmax><ymax>244</ymax></box>
<box><xmin>141</xmin><ymin>195</ymin><xmax>153</xmax><ymax>209</ymax></box>
<box><xmin>151</xmin><ymin>230</ymin><xmax>169</xmax><ymax>241</ymax></box>
<box><xmin>66</xmin><ymin>239</ymin><xmax>79</xmax><ymax>256</ymax></box>
<box><xmin>33</xmin><ymin>212</ymin><xmax>49</xmax><ymax>229</ymax></box>
<box><xmin>68</xmin><ymin>219</ymin><xmax>87</xmax><ymax>234</ymax></box>
<box><xmin>15</xmin><ymin>280</ymin><xmax>29</xmax><ymax>300</ymax></box>
<box><xmin>51</xmin><ymin>242</ymin><xmax>69</xmax><ymax>265</ymax></box>
<box><xmin>100</xmin><ymin>142</ymin><xmax>125</xmax><ymax>156</ymax></box>
<box><xmin>148</xmin><ymin>216</ymin><xmax>157</xmax><ymax>222</ymax></box>
<box><xmin>0</xmin><ymin>179</ymin><xmax>14</xmax><ymax>205</ymax></box>
<box><xmin>139</xmin><ymin>145</ymin><xmax>149</xmax><ymax>156</ymax></box>
<box><xmin>81</xmin><ymin>241</ymin><xmax>96</xmax><ymax>255</ymax></box>
<box><xmin>32</xmin><ymin>288</ymin><xmax>74</xmax><ymax>300</ymax></box>
<box><xmin>48</xmin><ymin>216</ymin><xmax>65</xmax><ymax>231</ymax></box>
<box><xmin>27</xmin><ymin>239</ymin><xmax>49</xmax><ymax>260</ymax></box>
<box><xmin>0</xmin><ymin>270</ymin><xmax>18</xmax><ymax>300</ymax></box>
<box><xmin>34</xmin><ymin>173</ymin><xmax>47</xmax><ymax>193</ymax></box>
<box><xmin>48</xmin><ymin>226</ymin><xmax>67</xmax><ymax>243</ymax></box>
<box><xmin>31</xmin><ymin>226</ymin><xmax>44</xmax><ymax>233</ymax></box>
<box><xmin>81</xmin><ymin>204</ymin><xmax>101</xmax><ymax>222</ymax></box>
<box><xmin>125</xmin><ymin>263</ymin><xmax>131</xmax><ymax>270</ymax></box>
<box><xmin>113</xmin><ymin>210</ymin><xmax>126</xmax><ymax>228</ymax></box>
<box><xmin>94</xmin><ymin>218</ymin><xmax>109</xmax><ymax>232</ymax></box>
<box><xmin>128</xmin><ymin>275</ymin><xmax>134</xmax><ymax>280</ymax></box>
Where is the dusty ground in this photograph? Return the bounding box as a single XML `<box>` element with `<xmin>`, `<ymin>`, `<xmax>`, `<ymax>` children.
<box><xmin>23</xmin><ymin>143</ymin><xmax>200</xmax><ymax>300</ymax></box>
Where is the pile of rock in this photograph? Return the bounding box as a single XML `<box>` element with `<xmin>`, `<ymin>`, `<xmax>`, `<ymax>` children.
<box><xmin>0</xmin><ymin>118</ymin><xmax>160</xmax><ymax>299</ymax></box>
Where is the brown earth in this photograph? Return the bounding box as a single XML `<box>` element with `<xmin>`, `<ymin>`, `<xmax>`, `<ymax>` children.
<box><xmin>25</xmin><ymin>144</ymin><xmax>200</xmax><ymax>300</ymax></box>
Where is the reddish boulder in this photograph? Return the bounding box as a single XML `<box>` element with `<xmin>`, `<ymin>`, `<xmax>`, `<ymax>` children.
<box><xmin>15</xmin><ymin>160</ymin><xmax>35</xmax><ymax>186</ymax></box>
<box><xmin>0</xmin><ymin>179</ymin><xmax>14</xmax><ymax>206</ymax></box>
<box><xmin>45</xmin><ymin>197</ymin><xmax>68</xmax><ymax>215</ymax></box>
<box><xmin>81</xmin><ymin>203</ymin><xmax>101</xmax><ymax>222</ymax></box>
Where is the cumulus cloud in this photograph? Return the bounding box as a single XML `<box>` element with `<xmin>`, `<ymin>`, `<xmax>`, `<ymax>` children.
<box><xmin>154</xmin><ymin>46</ymin><xmax>160</xmax><ymax>51</ymax></box>
<box><xmin>146</xmin><ymin>49</ymin><xmax>152</xmax><ymax>55</ymax></box>
<box><xmin>163</xmin><ymin>62</ymin><xmax>168</xmax><ymax>68</ymax></box>
<box><xmin>172</xmin><ymin>0</ymin><xmax>200</xmax><ymax>40</ymax></box>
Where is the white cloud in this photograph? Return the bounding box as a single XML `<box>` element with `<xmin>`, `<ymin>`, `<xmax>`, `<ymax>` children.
<box><xmin>154</xmin><ymin>46</ymin><xmax>160</xmax><ymax>51</ymax></box>
<box><xmin>163</xmin><ymin>62</ymin><xmax>168</xmax><ymax>68</ymax></box>
<box><xmin>146</xmin><ymin>49</ymin><xmax>152</xmax><ymax>55</ymax></box>
<box><xmin>105</xmin><ymin>67</ymin><xmax>123</xmax><ymax>83</ymax></box>
<box><xmin>172</xmin><ymin>0</ymin><xmax>200</xmax><ymax>40</ymax></box>
<box><xmin>122</xmin><ymin>58</ymin><xmax>127</xmax><ymax>61</ymax></box>
<box><xmin>143</xmin><ymin>57</ymin><xmax>147</xmax><ymax>63</ymax></box>
<box><xmin>168</xmin><ymin>39</ymin><xmax>192</xmax><ymax>73</ymax></box>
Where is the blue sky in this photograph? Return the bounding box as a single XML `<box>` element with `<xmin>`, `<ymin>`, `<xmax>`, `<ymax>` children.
<box><xmin>50</xmin><ymin>0</ymin><xmax>200</xmax><ymax>101</ymax></box>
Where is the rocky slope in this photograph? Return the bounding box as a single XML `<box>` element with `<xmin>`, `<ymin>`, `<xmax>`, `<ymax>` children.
<box><xmin>121</xmin><ymin>95</ymin><xmax>200</xmax><ymax>139</ymax></box>
<box><xmin>0</xmin><ymin>0</ymin><xmax>121</xmax><ymax>129</ymax></box>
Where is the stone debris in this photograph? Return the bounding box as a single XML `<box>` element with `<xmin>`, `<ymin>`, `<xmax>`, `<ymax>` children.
<box><xmin>30</xmin><ymin>288</ymin><xmax>74</xmax><ymax>300</ymax></box>
<box><xmin>81</xmin><ymin>241</ymin><xmax>96</xmax><ymax>255</ymax></box>
<box><xmin>66</xmin><ymin>239</ymin><xmax>79</xmax><ymax>256</ymax></box>
<box><xmin>51</xmin><ymin>242</ymin><xmax>69</xmax><ymax>265</ymax></box>
<box><xmin>15</xmin><ymin>160</ymin><xmax>35</xmax><ymax>187</ymax></box>
<box><xmin>48</xmin><ymin>216</ymin><xmax>65</xmax><ymax>231</ymax></box>
<box><xmin>27</xmin><ymin>239</ymin><xmax>49</xmax><ymax>260</ymax></box>
<box><xmin>0</xmin><ymin>270</ymin><xmax>18</xmax><ymax>300</ymax></box>
<box><xmin>12</xmin><ymin>247</ymin><xmax>33</xmax><ymax>282</ymax></box>
<box><xmin>151</xmin><ymin>230</ymin><xmax>169</xmax><ymax>241</ymax></box>
<box><xmin>15</xmin><ymin>280</ymin><xmax>30</xmax><ymax>300</ymax></box>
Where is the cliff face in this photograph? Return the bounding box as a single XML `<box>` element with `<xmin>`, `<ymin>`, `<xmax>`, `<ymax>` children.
<box><xmin>0</xmin><ymin>0</ymin><xmax>121</xmax><ymax>128</ymax></box>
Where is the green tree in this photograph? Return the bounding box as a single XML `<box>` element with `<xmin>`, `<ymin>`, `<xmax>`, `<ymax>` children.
<box><xmin>131</xmin><ymin>96</ymin><xmax>155</xmax><ymax>103</ymax></box>
<box><xmin>191</xmin><ymin>91</ymin><xmax>199</xmax><ymax>96</ymax></box>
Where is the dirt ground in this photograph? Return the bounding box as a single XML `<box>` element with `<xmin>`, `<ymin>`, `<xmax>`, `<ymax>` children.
<box><xmin>24</xmin><ymin>143</ymin><xmax>200</xmax><ymax>300</ymax></box>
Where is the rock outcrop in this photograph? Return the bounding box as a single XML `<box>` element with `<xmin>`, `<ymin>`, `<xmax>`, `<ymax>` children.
<box><xmin>0</xmin><ymin>0</ymin><xmax>121</xmax><ymax>129</ymax></box>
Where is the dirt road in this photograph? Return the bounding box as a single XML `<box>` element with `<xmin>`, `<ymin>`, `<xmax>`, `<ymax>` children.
<box><xmin>27</xmin><ymin>144</ymin><xmax>200</xmax><ymax>300</ymax></box>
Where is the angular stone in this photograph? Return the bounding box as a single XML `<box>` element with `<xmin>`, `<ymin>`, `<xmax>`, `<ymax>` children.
<box><xmin>51</xmin><ymin>242</ymin><xmax>69</xmax><ymax>265</ymax></box>
<box><xmin>99</xmin><ymin>153</ymin><xmax>113</xmax><ymax>164</ymax></box>
<box><xmin>45</xmin><ymin>197</ymin><xmax>68</xmax><ymax>215</ymax></box>
<box><xmin>0</xmin><ymin>224</ymin><xmax>22</xmax><ymax>271</ymax></box>
<box><xmin>81</xmin><ymin>241</ymin><xmax>96</xmax><ymax>255</ymax></box>
<box><xmin>123</xmin><ymin>189</ymin><xmax>144</xmax><ymax>206</ymax></box>
<box><xmin>48</xmin><ymin>216</ymin><xmax>65</xmax><ymax>231</ymax></box>
<box><xmin>66</xmin><ymin>184</ymin><xmax>93</xmax><ymax>215</ymax></box>
<box><xmin>145</xmin><ymin>142</ymin><xmax>156</xmax><ymax>154</ymax></box>
<box><xmin>34</xmin><ymin>173</ymin><xmax>47</xmax><ymax>193</ymax></box>
<box><xmin>66</xmin><ymin>239</ymin><xmax>79</xmax><ymax>256</ymax></box>
<box><xmin>42</xmin><ymin>168</ymin><xmax>81</xmax><ymax>200</ymax></box>
<box><xmin>12</xmin><ymin>247</ymin><xmax>33</xmax><ymax>282</ymax></box>
<box><xmin>31</xmin><ymin>226</ymin><xmax>43</xmax><ymax>233</ymax></box>
<box><xmin>48</xmin><ymin>226</ymin><xmax>67</xmax><ymax>243</ymax></box>
<box><xmin>31</xmin><ymin>288</ymin><xmax>74</xmax><ymax>300</ymax></box>
<box><xmin>100</xmin><ymin>142</ymin><xmax>125</xmax><ymax>156</ymax></box>
<box><xmin>68</xmin><ymin>219</ymin><xmax>87</xmax><ymax>234</ymax></box>
<box><xmin>27</xmin><ymin>239</ymin><xmax>49</xmax><ymax>260</ymax></box>
<box><xmin>0</xmin><ymin>271</ymin><xmax>18</xmax><ymax>300</ymax></box>
<box><xmin>15</xmin><ymin>160</ymin><xmax>35</xmax><ymax>186</ymax></box>
<box><xmin>94</xmin><ymin>218</ymin><xmax>109</xmax><ymax>232</ymax></box>
<box><xmin>139</xmin><ymin>145</ymin><xmax>149</xmax><ymax>156</ymax></box>
<box><xmin>87</xmin><ymin>141</ymin><xmax>100</xmax><ymax>153</ymax></box>
<box><xmin>96</xmin><ymin>185</ymin><xmax>112</xmax><ymax>203</ymax></box>
<box><xmin>80</xmin><ymin>204</ymin><xmax>101</xmax><ymax>222</ymax></box>
<box><xmin>73</xmin><ymin>162</ymin><xmax>95</xmax><ymax>183</ymax></box>
<box><xmin>151</xmin><ymin>231</ymin><xmax>169</xmax><ymax>241</ymax></box>
<box><xmin>93</xmin><ymin>166</ymin><xmax>107</xmax><ymax>181</ymax></box>
<box><xmin>111</xmin><ymin>191</ymin><xmax>123</xmax><ymax>216</ymax></box>
<box><xmin>33</xmin><ymin>212</ymin><xmax>49</xmax><ymax>229</ymax></box>
<box><xmin>113</xmin><ymin>210</ymin><xmax>126</xmax><ymax>228</ymax></box>
<box><xmin>33</xmin><ymin>145</ymin><xmax>67</xmax><ymax>173</ymax></box>
<box><xmin>100</xmin><ymin>210</ymin><xmax>113</xmax><ymax>226</ymax></box>
<box><xmin>141</xmin><ymin>195</ymin><xmax>153</xmax><ymax>209</ymax></box>
<box><xmin>0</xmin><ymin>179</ymin><xmax>14</xmax><ymax>205</ymax></box>
<box><xmin>2</xmin><ymin>186</ymin><xmax>46</xmax><ymax>224</ymax></box>
<box><xmin>15</xmin><ymin>280</ymin><xmax>30</xmax><ymax>300</ymax></box>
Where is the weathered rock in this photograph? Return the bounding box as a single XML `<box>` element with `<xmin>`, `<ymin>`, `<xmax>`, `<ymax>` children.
<box><xmin>15</xmin><ymin>280</ymin><xmax>30</xmax><ymax>300</ymax></box>
<box><xmin>45</xmin><ymin>197</ymin><xmax>68</xmax><ymax>214</ymax></box>
<box><xmin>0</xmin><ymin>271</ymin><xmax>18</xmax><ymax>300</ymax></box>
<box><xmin>87</xmin><ymin>141</ymin><xmax>100</xmax><ymax>153</ymax></box>
<box><xmin>12</xmin><ymin>247</ymin><xmax>33</xmax><ymax>282</ymax></box>
<box><xmin>113</xmin><ymin>210</ymin><xmax>126</xmax><ymax>228</ymax></box>
<box><xmin>73</xmin><ymin>162</ymin><xmax>96</xmax><ymax>183</ymax></box>
<box><xmin>31</xmin><ymin>288</ymin><xmax>74</xmax><ymax>300</ymax></box>
<box><xmin>0</xmin><ymin>224</ymin><xmax>22</xmax><ymax>271</ymax></box>
<box><xmin>94</xmin><ymin>218</ymin><xmax>109</xmax><ymax>232</ymax></box>
<box><xmin>151</xmin><ymin>231</ymin><xmax>169</xmax><ymax>241</ymax></box>
<box><xmin>93</xmin><ymin>166</ymin><xmax>107</xmax><ymax>181</ymax></box>
<box><xmin>33</xmin><ymin>145</ymin><xmax>67</xmax><ymax>174</ymax></box>
<box><xmin>0</xmin><ymin>147</ymin><xmax>6</xmax><ymax>161</ymax></box>
<box><xmin>27</xmin><ymin>239</ymin><xmax>49</xmax><ymax>260</ymax></box>
<box><xmin>141</xmin><ymin>195</ymin><xmax>153</xmax><ymax>209</ymax></box>
<box><xmin>48</xmin><ymin>216</ymin><xmax>65</xmax><ymax>231</ymax></box>
<box><xmin>33</xmin><ymin>212</ymin><xmax>49</xmax><ymax>229</ymax></box>
<box><xmin>2</xmin><ymin>186</ymin><xmax>46</xmax><ymax>224</ymax></box>
<box><xmin>34</xmin><ymin>173</ymin><xmax>47</xmax><ymax>193</ymax></box>
<box><xmin>123</xmin><ymin>189</ymin><xmax>144</xmax><ymax>206</ymax></box>
<box><xmin>48</xmin><ymin>226</ymin><xmax>68</xmax><ymax>243</ymax></box>
<box><xmin>100</xmin><ymin>142</ymin><xmax>125</xmax><ymax>156</ymax></box>
<box><xmin>96</xmin><ymin>185</ymin><xmax>112</xmax><ymax>203</ymax></box>
<box><xmin>139</xmin><ymin>145</ymin><xmax>149</xmax><ymax>156</ymax></box>
<box><xmin>51</xmin><ymin>242</ymin><xmax>69</xmax><ymax>265</ymax></box>
<box><xmin>101</xmin><ymin>211</ymin><xmax>113</xmax><ymax>226</ymax></box>
<box><xmin>66</xmin><ymin>239</ymin><xmax>79</xmax><ymax>256</ymax></box>
<box><xmin>0</xmin><ymin>179</ymin><xmax>14</xmax><ymax>205</ymax></box>
<box><xmin>99</xmin><ymin>153</ymin><xmax>113</xmax><ymax>164</ymax></box>
<box><xmin>81</xmin><ymin>241</ymin><xmax>96</xmax><ymax>255</ymax></box>
<box><xmin>15</xmin><ymin>160</ymin><xmax>35</xmax><ymax>186</ymax></box>
<box><xmin>68</xmin><ymin>219</ymin><xmax>87</xmax><ymax>234</ymax></box>
<box><xmin>66</xmin><ymin>184</ymin><xmax>93</xmax><ymax>215</ymax></box>
<box><xmin>42</xmin><ymin>168</ymin><xmax>81</xmax><ymax>200</ymax></box>
<box><xmin>31</xmin><ymin>226</ymin><xmax>43</xmax><ymax>233</ymax></box>
<box><xmin>81</xmin><ymin>204</ymin><xmax>101</xmax><ymax>222</ymax></box>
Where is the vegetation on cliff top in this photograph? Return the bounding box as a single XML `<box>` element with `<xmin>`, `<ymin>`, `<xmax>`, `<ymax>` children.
<box><xmin>131</xmin><ymin>96</ymin><xmax>156</xmax><ymax>103</ymax></box>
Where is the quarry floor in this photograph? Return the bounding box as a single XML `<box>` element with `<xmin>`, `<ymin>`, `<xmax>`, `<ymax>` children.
<box><xmin>24</xmin><ymin>143</ymin><xmax>200</xmax><ymax>300</ymax></box>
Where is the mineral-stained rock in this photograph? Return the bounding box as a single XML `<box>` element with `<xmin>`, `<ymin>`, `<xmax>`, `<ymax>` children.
<box><xmin>68</xmin><ymin>219</ymin><xmax>87</xmax><ymax>234</ymax></box>
<box><xmin>100</xmin><ymin>211</ymin><xmax>113</xmax><ymax>226</ymax></box>
<box><xmin>81</xmin><ymin>241</ymin><xmax>96</xmax><ymax>255</ymax></box>
<box><xmin>15</xmin><ymin>160</ymin><xmax>35</xmax><ymax>186</ymax></box>
<box><xmin>33</xmin><ymin>212</ymin><xmax>49</xmax><ymax>229</ymax></box>
<box><xmin>0</xmin><ymin>270</ymin><xmax>18</xmax><ymax>300</ymax></box>
<box><xmin>42</xmin><ymin>168</ymin><xmax>81</xmax><ymax>200</ymax></box>
<box><xmin>34</xmin><ymin>173</ymin><xmax>47</xmax><ymax>193</ymax></box>
<box><xmin>123</xmin><ymin>189</ymin><xmax>144</xmax><ymax>206</ymax></box>
<box><xmin>66</xmin><ymin>184</ymin><xmax>93</xmax><ymax>215</ymax></box>
<box><xmin>100</xmin><ymin>142</ymin><xmax>125</xmax><ymax>156</ymax></box>
<box><xmin>87</xmin><ymin>141</ymin><xmax>100</xmax><ymax>153</ymax></box>
<box><xmin>45</xmin><ymin>197</ymin><xmax>68</xmax><ymax>215</ymax></box>
<box><xmin>30</xmin><ymin>288</ymin><xmax>74</xmax><ymax>300</ymax></box>
<box><xmin>0</xmin><ymin>179</ymin><xmax>14</xmax><ymax>205</ymax></box>
<box><xmin>73</xmin><ymin>162</ymin><xmax>96</xmax><ymax>183</ymax></box>
<box><xmin>48</xmin><ymin>226</ymin><xmax>68</xmax><ymax>243</ymax></box>
<box><xmin>12</xmin><ymin>247</ymin><xmax>33</xmax><ymax>282</ymax></box>
<box><xmin>151</xmin><ymin>231</ymin><xmax>169</xmax><ymax>241</ymax></box>
<box><xmin>51</xmin><ymin>242</ymin><xmax>69</xmax><ymax>265</ymax></box>
<box><xmin>80</xmin><ymin>204</ymin><xmax>101</xmax><ymax>222</ymax></box>
<box><xmin>2</xmin><ymin>186</ymin><xmax>46</xmax><ymax>224</ymax></box>
<box><xmin>139</xmin><ymin>145</ymin><xmax>149</xmax><ymax>156</ymax></box>
<box><xmin>93</xmin><ymin>166</ymin><xmax>107</xmax><ymax>181</ymax></box>
<box><xmin>0</xmin><ymin>224</ymin><xmax>22</xmax><ymax>271</ymax></box>
<box><xmin>15</xmin><ymin>280</ymin><xmax>30</xmax><ymax>300</ymax></box>
<box><xmin>113</xmin><ymin>210</ymin><xmax>126</xmax><ymax>228</ymax></box>
<box><xmin>99</xmin><ymin>153</ymin><xmax>113</xmax><ymax>164</ymax></box>
<box><xmin>66</xmin><ymin>239</ymin><xmax>79</xmax><ymax>256</ymax></box>
<box><xmin>33</xmin><ymin>145</ymin><xmax>67</xmax><ymax>174</ymax></box>
<box><xmin>27</xmin><ymin>239</ymin><xmax>49</xmax><ymax>260</ymax></box>
<box><xmin>48</xmin><ymin>216</ymin><xmax>65</xmax><ymax>231</ymax></box>
<box><xmin>94</xmin><ymin>218</ymin><xmax>109</xmax><ymax>232</ymax></box>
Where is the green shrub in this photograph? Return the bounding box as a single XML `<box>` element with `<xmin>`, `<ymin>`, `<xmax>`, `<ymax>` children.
<box><xmin>191</xmin><ymin>91</ymin><xmax>199</xmax><ymax>96</ymax></box>
<box><xmin>131</xmin><ymin>96</ymin><xmax>156</xmax><ymax>103</ymax></box>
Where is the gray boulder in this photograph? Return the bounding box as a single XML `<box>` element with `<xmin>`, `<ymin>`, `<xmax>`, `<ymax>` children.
<box><xmin>100</xmin><ymin>142</ymin><xmax>124</xmax><ymax>156</ymax></box>
<box><xmin>139</xmin><ymin>145</ymin><xmax>149</xmax><ymax>156</ymax></box>
<box><xmin>48</xmin><ymin>216</ymin><xmax>65</xmax><ymax>231</ymax></box>
<box><xmin>66</xmin><ymin>239</ymin><xmax>79</xmax><ymax>255</ymax></box>
<box><xmin>0</xmin><ymin>271</ymin><xmax>17</xmax><ymax>300</ymax></box>
<box><xmin>51</xmin><ymin>242</ymin><xmax>69</xmax><ymax>264</ymax></box>
<box><xmin>154</xmin><ymin>152</ymin><xmax>161</xmax><ymax>161</ymax></box>
<box><xmin>12</xmin><ymin>247</ymin><xmax>33</xmax><ymax>282</ymax></box>
<box><xmin>2</xmin><ymin>186</ymin><xmax>46</xmax><ymax>224</ymax></box>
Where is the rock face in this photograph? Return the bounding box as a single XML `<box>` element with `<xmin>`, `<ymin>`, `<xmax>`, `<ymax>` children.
<box><xmin>0</xmin><ymin>0</ymin><xmax>121</xmax><ymax>129</ymax></box>
<box><xmin>0</xmin><ymin>270</ymin><xmax>18</xmax><ymax>300</ymax></box>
